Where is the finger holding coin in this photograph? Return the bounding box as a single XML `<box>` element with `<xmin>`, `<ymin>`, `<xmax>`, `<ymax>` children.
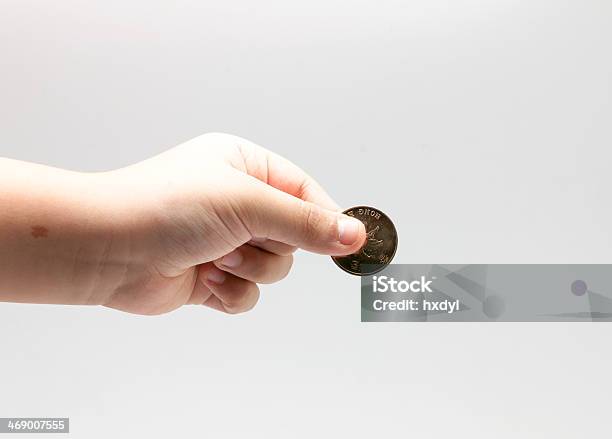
<box><xmin>331</xmin><ymin>206</ymin><xmax>398</xmax><ymax>276</ymax></box>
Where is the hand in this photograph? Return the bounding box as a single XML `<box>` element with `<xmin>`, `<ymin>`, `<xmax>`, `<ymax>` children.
<box><xmin>95</xmin><ymin>133</ymin><xmax>366</xmax><ymax>315</ymax></box>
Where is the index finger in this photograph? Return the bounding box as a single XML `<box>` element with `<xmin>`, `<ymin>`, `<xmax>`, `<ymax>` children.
<box><xmin>232</xmin><ymin>137</ymin><xmax>341</xmax><ymax>211</ymax></box>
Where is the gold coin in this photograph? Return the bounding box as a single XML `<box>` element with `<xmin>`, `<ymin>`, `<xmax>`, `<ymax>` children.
<box><xmin>331</xmin><ymin>206</ymin><xmax>398</xmax><ymax>276</ymax></box>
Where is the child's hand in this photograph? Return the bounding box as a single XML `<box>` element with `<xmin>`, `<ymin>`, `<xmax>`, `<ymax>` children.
<box><xmin>94</xmin><ymin>133</ymin><xmax>366</xmax><ymax>315</ymax></box>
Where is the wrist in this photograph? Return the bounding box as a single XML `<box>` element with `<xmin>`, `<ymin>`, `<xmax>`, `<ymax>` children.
<box><xmin>69</xmin><ymin>170</ymin><xmax>150</xmax><ymax>306</ymax></box>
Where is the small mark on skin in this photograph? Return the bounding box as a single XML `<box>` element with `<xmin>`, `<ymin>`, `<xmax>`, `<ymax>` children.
<box><xmin>31</xmin><ymin>225</ymin><xmax>49</xmax><ymax>238</ymax></box>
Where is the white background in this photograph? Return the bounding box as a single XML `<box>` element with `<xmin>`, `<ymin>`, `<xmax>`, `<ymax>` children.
<box><xmin>1</xmin><ymin>1</ymin><xmax>611</xmax><ymax>437</ymax></box>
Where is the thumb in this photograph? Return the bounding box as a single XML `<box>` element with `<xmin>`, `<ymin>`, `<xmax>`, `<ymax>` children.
<box><xmin>237</xmin><ymin>175</ymin><xmax>366</xmax><ymax>256</ymax></box>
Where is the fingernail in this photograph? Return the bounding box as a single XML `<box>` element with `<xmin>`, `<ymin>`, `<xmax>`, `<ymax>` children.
<box><xmin>206</xmin><ymin>267</ymin><xmax>226</xmax><ymax>284</ymax></box>
<box><xmin>221</xmin><ymin>250</ymin><xmax>243</xmax><ymax>268</ymax></box>
<box><xmin>338</xmin><ymin>216</ymin><xmax>363</xmax><ymax>245</ymax></box>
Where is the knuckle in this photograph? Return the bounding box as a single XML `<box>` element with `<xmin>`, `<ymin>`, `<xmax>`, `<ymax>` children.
<box><xmin>257</xmin><ymin>254</ymin><xmax>293</xmax><ymax>284</ymax></box>
<box><xmin>298</xmin><ymin>202</ymin><xmax>322</xmax><ymax>244</ymax></box>
<box><xmin>250</xmin><ymin>260</ymin><xmax>269</xmax><ymax>281</ymax></box>
<box><xmin>187</xmin><ymin>132</ymin><xmax>228</xmax><ymax>152</ymax></box>
<box><xmin>193</xmin><ymin>132</ymin><xmax>251</xmax><ymax>159</ymax></box>
<box><xmin>223</xmin><ymin>284</ymin><xmax>259</xmax><ymax>314</ymax></box>
<box><xmin>277</xmin><ymin>245</ymin><xmax>298</xmax><ymax>256</ymax></box>
<box><xmin>298</xmin><ymin>203</ymin><xmax>336</xmax><ymax>246</ymax></box>
<box><xmin>223</xmin><ymin>293</ymin><xmax>244</xmax><ymax>310</ymax></box>
<box><xmin>278</xmin><ymin>254</ymin><xmax>293</xmax><ymax>281</ymax></box>
<box><xmin>242</xmin><ymin>287</ymin><xmax>260</xmax><ymax>312</ymax></box>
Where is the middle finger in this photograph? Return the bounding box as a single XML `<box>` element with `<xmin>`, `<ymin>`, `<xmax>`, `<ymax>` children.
<box><xmin>213</xmin><ymin>244</ymin><xmax>293</xmax><ymax>284</ymax></box>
